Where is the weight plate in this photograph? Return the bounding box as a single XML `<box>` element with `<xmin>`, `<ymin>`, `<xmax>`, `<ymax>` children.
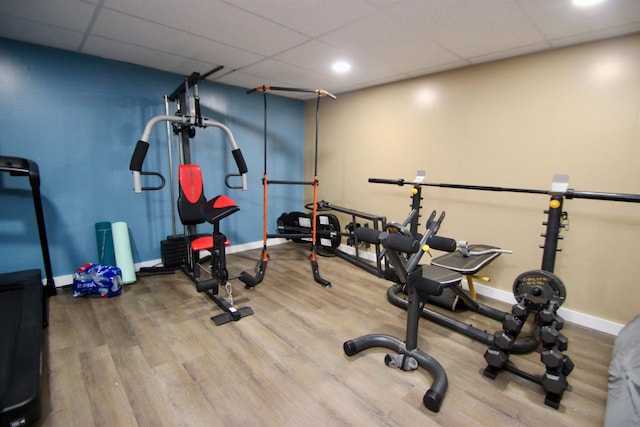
<box><xmin>385</xmin><ymin>222</ymin><xmax>412</xmax><ymax>237</ymax></box>
<box><xmin>512</xmin><ymin>269</ymin><xmax>566</xmax><ymax>308</ymax></box>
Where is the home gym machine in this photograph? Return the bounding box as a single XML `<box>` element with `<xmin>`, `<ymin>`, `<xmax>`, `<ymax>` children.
<box><xmin>1</xmin><ymin>156</ymin><xmax>57</xmax><ymax>426</ymax></box>
<box><xmin>239</xmin><ymin>86</ymin><xmax>336</xmax><ymax>289</ymax></box>
<box><xmin>344</xmin><ymin>210</ymin><xmax>460</xmax><ymax>412</ymax></box>
<box><xmin>129</xmin><ymin>70</ymin><xmax>253</xmax><ymax>325</ymax></box>
<box><xmin>373</xmin><ymin>171</ymin><xmax>640</xmax><ymax>408</ymax></box>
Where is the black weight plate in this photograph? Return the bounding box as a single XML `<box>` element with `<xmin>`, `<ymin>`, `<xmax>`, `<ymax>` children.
<box><xmin>385</xmin><ymin>222</ymin><xmax>412</xmax><ymax>236</ymax></box>
<box><xmin>512</xmin><ymin>269</ymin><xmax>566</xmax><ymax>307</ymax></box>
<box><xmin>316</xmin><ymin>213</ymin><xmax>341</xmax><ymax>248</ymax></box>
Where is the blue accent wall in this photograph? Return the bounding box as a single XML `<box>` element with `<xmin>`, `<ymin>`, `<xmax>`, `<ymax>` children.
<box><xmin>0</xmin><ymin>38</ymin><xmax>304</xmax><ymax>280</ymax></box>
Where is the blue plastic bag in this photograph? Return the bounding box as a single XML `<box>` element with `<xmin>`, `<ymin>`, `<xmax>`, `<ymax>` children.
<box><xmin>72</xmin><ymin>263</ymin><xmax>123</xmax><ymax>298</ymax></box>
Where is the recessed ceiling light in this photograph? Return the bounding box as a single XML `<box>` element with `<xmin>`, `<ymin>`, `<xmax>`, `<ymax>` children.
<box><xmin>332</xmin><ymin>61</ymin><xmax>351</xmax><ymax>73</ymax></box>
<box><xmin>572</xmin><ymin>0</ymin><xmax>606</xmax><ymax>7</ymax></box>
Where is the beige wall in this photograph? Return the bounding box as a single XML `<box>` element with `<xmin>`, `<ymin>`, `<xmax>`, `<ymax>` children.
<box><xmin>304</xmin><ymin>33</ymin><xmax>640</xmax><ymax>327</ymax></box>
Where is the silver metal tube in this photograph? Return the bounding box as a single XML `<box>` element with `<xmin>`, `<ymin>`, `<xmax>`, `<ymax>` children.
<box><xmin>164</xmin><ymin>96</ymin><xmax>177</xmax><ymax>236</ymax></box>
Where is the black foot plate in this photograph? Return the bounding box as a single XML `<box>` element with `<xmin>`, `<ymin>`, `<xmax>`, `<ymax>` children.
<box><xmin>212</xmin><ymin>306</ymin><xmax>254</xmax><ymax>326</ymax></box>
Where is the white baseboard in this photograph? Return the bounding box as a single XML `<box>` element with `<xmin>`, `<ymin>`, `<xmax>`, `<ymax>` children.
<box><xmin>50</xmin><ymin>241</ymin><xmax>623</xmax><ymax>335</ymax></box>
<box><xmin>50</xmin><ymin>273</ymin><xmax>74</xmax><ymax>287</ymax></box>
<box><xmin>471</xmin><ymin>282</ymin><xmax>624</xmax><ymax>336</ymax></box>
<box><xmin>50</xmin><ymin>238</ymin><xmax>287</xmax><ymax>287</ymax></box>
<box><xmin>226</xmin><ymin>238</ymin><xmax>288</xmax><ymax>254</ymax></box>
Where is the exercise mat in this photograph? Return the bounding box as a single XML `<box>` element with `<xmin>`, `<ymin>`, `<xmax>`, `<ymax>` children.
<box><xmin>95</xmin><ymin>221</ymin><xmax>116</xmax><ymax>266</ymax></box>
<box><xmin>112</xmin><ymin>221</ymin><xmax>136</xmax><ymax>284</ymax></box>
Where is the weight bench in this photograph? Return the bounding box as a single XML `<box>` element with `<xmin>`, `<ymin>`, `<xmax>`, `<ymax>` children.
<box><xmin>344</xmin><ymin>220</ymin><xmax>460</xmax><ymax>412</ymax></box>
<box><xmin>430</xmin><ymin>243</ymin><xmax>507</xmax><ymax>318</ymax></box>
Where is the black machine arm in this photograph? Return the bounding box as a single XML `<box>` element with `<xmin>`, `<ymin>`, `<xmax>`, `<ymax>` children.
<box><xmin>130</xmin><ymin>67</ymin><xmax>247</xmax><ymax>193</ymax></box>
<box><xmin>129</xmin><ymin>140</ymin><xmax>165</xmax><ymax>191</ymax></box>
<box><xmin>129</xmin><ymin>115</ymin><xmax>248</xmax><ymax>193</ymax></box>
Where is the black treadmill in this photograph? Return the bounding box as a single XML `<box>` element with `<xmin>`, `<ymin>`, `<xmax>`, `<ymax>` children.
<box><xmin>0</xmin><ymin>156</ymin><xmax>56</xmax><ymax>427</ymax></box>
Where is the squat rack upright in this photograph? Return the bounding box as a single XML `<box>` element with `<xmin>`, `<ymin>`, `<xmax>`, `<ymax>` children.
<box><xmin>240</xmin><ymin>86</ymin><xmax>336</xmax><ymax>289</ymax></box>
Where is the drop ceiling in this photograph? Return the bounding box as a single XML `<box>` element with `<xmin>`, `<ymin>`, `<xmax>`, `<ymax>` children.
<box><xmin>1</xmin><ymin>0</ymin><xmax>639</xmax><ymax>99</ymax></box>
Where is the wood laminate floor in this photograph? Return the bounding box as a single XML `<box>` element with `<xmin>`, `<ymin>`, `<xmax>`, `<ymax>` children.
<box><xmin>36</xmin><ymin>243</ymin><xmax>614</xmax><ymax>426</ymax></box>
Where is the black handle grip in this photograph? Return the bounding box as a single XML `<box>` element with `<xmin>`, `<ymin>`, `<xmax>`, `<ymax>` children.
<box><xmin>379</xmin><ymin>231</ymin><xmax>420</xmax><ymax>254</ymax></box>
<box><xmin>368</xmin><ymin>177</ymin><xmax>406</xmax><ymax>186</ymax></box>
<box><xmin>426</xmin><ymin>235</ymin><xmax>457</xmax><ymax>252</ymax></box>
<box><xmin>355</xmin><ymin>227</ymin><xmax>382</xmax><ymax>244</ymax></box>
<box><xmin>232</xmin><ymin>148</ymin><xmax>248</xmax><ymax>174</ymax></box>
<box><xmin>239</xmin><ymin>271</ymin><xmax>258</xmax><ymax>287</ymax></box>
<box><xmin>129</xmin><ymin>140</ymin><xmax>149</xmax><ymax>172</ymax></box>
<box><xmin>140</xmin><ymin>171</ymin><xmax>165</xmax><ymax>191</ymax></box>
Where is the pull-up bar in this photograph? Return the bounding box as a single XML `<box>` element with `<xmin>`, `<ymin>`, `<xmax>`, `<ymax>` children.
<box><xmin>246</xmin><ymin>85</ymin><xmax>337</xmax><ymax>99</ymax></box>
<box><xmin>239</xmin><ymin>84</ymin><xmax>336</xmax><ymax>289</ymax></box>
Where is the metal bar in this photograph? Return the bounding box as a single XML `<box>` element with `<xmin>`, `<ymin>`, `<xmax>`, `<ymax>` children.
<box><xmin>369</xmin><ymin>177</ymin><xmax>640</xmax><ymax>203</ymax></box>
<box><xmin>566</xmin><ymin>189</ymin><xmax>640</xmax><ymax>203</ymax></box>
<box><xmin>164</xmin><ymin>96</ymin><xmax>177</xmax><ymax>236</ymax></box>
<box><xmin>267</xmin><ymin>179</ymin><xmax>315</xmax><ymax>186</ymax></box>
<box><xmin>310</xmin><ymin>200</ymin><xmax>386</xmax><ymax>222</ymax></box>
<box><xmin>200</xmin><ymin>65</ymin><xmax>224</xmax><ymax>80</ymax></box>
<box><xmin>267</xmin><ymin>233</ymin><xmax>312</xmax><ymax>239</ymax></box>
<box><xmin>247</xmin><ymin>85</ymin><xmax>337</xmax><ymax>99</ymax></box>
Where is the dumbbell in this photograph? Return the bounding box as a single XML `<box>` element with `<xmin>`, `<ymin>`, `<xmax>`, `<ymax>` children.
<box><xmin>484</xmin><ymin>348</ymin><xmax>508</xmax><ymax>369</ymax></box>
<box><xmin>511</xmin><ymin>303</ymin><xmax>528</xmax><ymax>317</ymax></box>
<box><xmin>541</xmin><ymin>348</ymin><xmax>564</xmax><ymax>369</ymax></box>
<box><xmin>541</xmin><ymin>371</ymin><xmax>569</xmax><ymax>395</ymax></box>
<box><xmin>503</xmin><ymin>314</ymin><xmax>524</xmax><ymax>333</ymax></box>
<box><xmin>493</xmin><ymin>331</ymin><xmax>515</xmax><ymax>351</ymax></box>
<box><xmin>561</xmin><ymin>355</ymin><xmax>575</xmax><ymax>376</ymax></box>
<box><xmin>540</xmin><ymin>325</ymin><xmax>568</xmax><ymax>350</ymax></box>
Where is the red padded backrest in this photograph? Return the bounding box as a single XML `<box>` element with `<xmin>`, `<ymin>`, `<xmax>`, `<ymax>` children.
<box><xmin>178</xmin><ymin>164</ymin><xmax>206</xmax><ymax>225</ymax></box>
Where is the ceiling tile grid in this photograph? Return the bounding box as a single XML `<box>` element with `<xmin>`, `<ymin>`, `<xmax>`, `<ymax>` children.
<box><xmin>0</xmin><ymin>0</ymin><xmax>638</xmax><ymax>99</ymax></box>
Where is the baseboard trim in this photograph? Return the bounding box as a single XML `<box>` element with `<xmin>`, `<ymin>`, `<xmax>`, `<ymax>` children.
<box><xmin>472</xmin><ymin>282</ymin><xmax>624</xmax><ymax>336</ymax></box>
<box><xmin>50</xmin><ymin>238</ymin><xmax>288</xmax><ymax>287</ymax></box>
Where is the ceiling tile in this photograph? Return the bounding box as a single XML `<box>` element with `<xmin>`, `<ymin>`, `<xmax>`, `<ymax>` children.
<box><xmin>319</xmin><ymin>12</ymin><xmax>463</xmax><ymax>75</ymax></box>
<box><xmin>0</xmin><ymin>16</ymin><xmax>85</xmax><ymax>51</ymax></box>
<box><xmin>82</xmin><ymin>36</ymin><xmax>221</xmax><ymax>77</ymax></box>
<box><xmin>549</xmin><ymin>22</ymin><xmax>640</xmax><ymax>49</ymax></box>
<box><xmin>386</xmin><ymin>0</ymin><xmax>546</xmax><ymax>58</ymax></box>
<box><xmin>406</xmin><ymin>59</ymin><xmax>472</xmax><ymax>78</ymax></box>
<box><xmin>90</xmin><ymin>8</ymin><xmax>264</xmax><ymax>69</ymax></box>
<box><xmin>519</xmin><ymin>0</ymin><xmax>640</xmax><ymax>41</ymax></box>
<box><xmin>2</xmin><ymin>0</ymin><xmax>639</xmax><ymax>96</ymax></box>
<box><xmin>100</xmin><ymin>0</ymin><xmax>310</xmax><ymax>56</ymax></box>
<box><xmin>272</xmin><ymin>39</ymin><xmax>346</xmax><ymax>75</ymax></box>
<box><xmin>0</xmin><ymin>0</ymin><xmax>96</xmax><ymax>32</ymax></box>
<box><xmin>273</xmin><ymin>39</ymin><xmax>407</xmax><ymax>90</ymax></box>
<box><xmin>226</xmin><ymin>0</ymin><xmax>379</xmax><ymax>37</ymax></box>
<box><xmin>238</xmin><ymin>58</ymin><xmax>331</xmax><ymax>89</ymax></box>
<box><xmin>468</xmin><ymin>41</ymin><xmax>552</xmax><ymax>65</ymax></box>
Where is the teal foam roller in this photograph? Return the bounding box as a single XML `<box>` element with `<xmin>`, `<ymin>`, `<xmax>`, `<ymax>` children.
<box><xmin>111</xmin><ymin>221</ymin><xmax>136</xmax><ymax>284</ymax></box>
<box><xmin>95</xmin><ymin>221</ymin><xmax>116</xmax><ymax>266</ymax></box>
